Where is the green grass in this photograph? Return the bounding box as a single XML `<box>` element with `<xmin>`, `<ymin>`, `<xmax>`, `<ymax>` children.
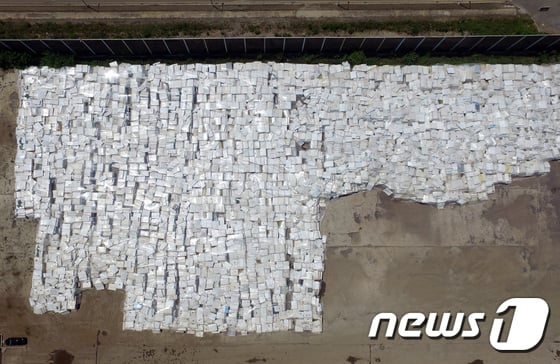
<box><xmin>0</xmin><ymin>50</ymin><xmax>75</xmax><ymax>69</ymax></box>
<box><xmin>295</xmin><ymin>17</ymin><xmax>540</xmax><ymax>36</ymax></box>
<box><xmin>0</xmin><ymin>50</ymin><xmax>35</xmax><ymax>69</ymax></box>
<box><xmin>0</xmin><ymin>16</ymin><xmax>539</xmax><ymax>39</ymax></box>
<box><xmin>294</xmin><ymin>51</ymin><xmax>557</xmax><ymax>66</ymax></box>
<box><xmin>1</xmin><ymin>49</ymin><xmax>558</xmax><ymax>70</ymax></box>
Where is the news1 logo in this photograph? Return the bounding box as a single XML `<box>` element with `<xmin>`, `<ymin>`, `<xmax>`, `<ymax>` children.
<box><xmin>368</xmin><ymin>298</ymin><xmax>549</xmax><ymax>352</ymax></box>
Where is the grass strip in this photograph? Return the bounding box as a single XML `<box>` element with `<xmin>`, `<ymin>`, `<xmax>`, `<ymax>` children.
<box><xmin>1</xmin><ymin>50</ymin><xmax>559</xmax><ymax>70</ymax></box>
<box><xmin>0</xmin><ymin>16</ymin><xmax>540</xmax><ymax>39</ymax></box>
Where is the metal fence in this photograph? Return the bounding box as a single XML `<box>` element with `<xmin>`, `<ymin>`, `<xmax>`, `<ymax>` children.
<box><xmin>1</xmin><ymin>35</ymin><xmax>559</xmax><ymax>58</ymax></box>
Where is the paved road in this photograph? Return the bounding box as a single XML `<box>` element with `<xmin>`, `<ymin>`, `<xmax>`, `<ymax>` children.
<box><xmin>512</xmin><ymin>0</ymin><xmax>560</xmax><ymax>33</ymax></box>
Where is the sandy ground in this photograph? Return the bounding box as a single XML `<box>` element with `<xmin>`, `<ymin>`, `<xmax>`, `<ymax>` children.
<box><xmin>1</xmin><ymin>68</ymin><xmax>560</xmax><ymax>363</ymax></box>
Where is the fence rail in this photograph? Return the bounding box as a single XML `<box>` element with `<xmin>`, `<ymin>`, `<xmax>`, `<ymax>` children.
<box><xmin>1</xmin><ymin>35</ymin><xmax>559</xmax><ymax>58</ymax></box>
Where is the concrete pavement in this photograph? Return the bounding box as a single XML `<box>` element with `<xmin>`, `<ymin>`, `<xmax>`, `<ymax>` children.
<box><xmin>512</xmin><ymin>0</ymin><xmax>560</xmax><ymax>33</ymax></box>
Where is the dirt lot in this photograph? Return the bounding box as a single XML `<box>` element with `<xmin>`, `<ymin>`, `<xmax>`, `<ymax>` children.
<box><xmin>1</xmin><ymin>68</ymin><xmax>560</xmax><ymax>363</ymax></box>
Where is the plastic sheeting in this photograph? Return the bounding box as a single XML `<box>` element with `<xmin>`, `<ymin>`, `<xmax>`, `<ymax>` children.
<box><xmin>15</xmin><ymin>61</ymin><xmax>560</xmax><ymax>335</ymax></box>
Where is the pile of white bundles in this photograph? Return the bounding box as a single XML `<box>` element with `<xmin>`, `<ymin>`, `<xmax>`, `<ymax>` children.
<box><xmin>15</xmin><ymin>61</ymin><xmax>560</xmax><ymax>335</ymax></box>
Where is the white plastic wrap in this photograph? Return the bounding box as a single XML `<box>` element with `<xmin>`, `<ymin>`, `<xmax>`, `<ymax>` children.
<box><xmin>15</xmin><ymin>61</ymin><xmax>560</xmax><ymax>335</ymax></box>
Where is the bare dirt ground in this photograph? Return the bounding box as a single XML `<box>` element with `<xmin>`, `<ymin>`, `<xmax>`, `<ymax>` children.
<box><xmin>0</xmin><ymin>0</ymin><xmax>523</xmax><ymax>37</ymax></box>
<box><xmin>0</xmin><ymin>0</ymin><xmax>540</xmax><ymax>39</ymax></box>
<box><xmin>0</xmin><ymin>0</ymin><xmax>516</xmax><ymax>17</ymax></box>
<box><xmin>1</xmin><ymin>68</ymin><xmax>560</xmax><ymax>363</ymax></box>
